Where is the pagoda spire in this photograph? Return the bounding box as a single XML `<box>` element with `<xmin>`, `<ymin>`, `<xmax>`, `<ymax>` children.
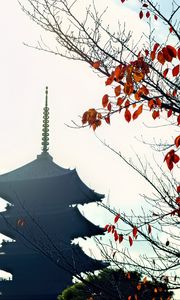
<box><xmin>41</xmin><ymin>86</ymin><xmax>49</xmax><ymax>153</ymax></box>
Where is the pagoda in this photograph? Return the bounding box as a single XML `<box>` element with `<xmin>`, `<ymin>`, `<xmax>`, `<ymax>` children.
<box><xmin>0</xmin><ymin>88</ymin><xmax>105</xmax><ymax>300</ymax></box>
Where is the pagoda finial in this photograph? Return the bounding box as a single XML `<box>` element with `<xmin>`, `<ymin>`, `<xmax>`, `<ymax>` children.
<box><xmin>41</xmin><ymin>86</ymin><xmax>49</xmax><ymax>153</ymax></box>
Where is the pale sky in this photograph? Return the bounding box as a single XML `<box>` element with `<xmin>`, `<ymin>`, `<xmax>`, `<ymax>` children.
<box><xmin>0</xmin><ymin>0</ymin><xmax>179</xmax><ymax>297</ymax></box>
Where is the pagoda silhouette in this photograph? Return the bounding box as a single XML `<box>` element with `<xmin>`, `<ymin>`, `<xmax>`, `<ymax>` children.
<box><xmin>0</xmin><ymin>88</ymin><xmax>105</xmax><ymax>300</ymax></box>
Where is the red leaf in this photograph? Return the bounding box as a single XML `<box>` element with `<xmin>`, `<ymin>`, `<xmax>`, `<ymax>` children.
<box><xmin>172</xmin><ymin>65</ymin><xmax>180</xmax><ymax>77</ymax></box>
<box><xmin>107</xmin><ymin>102</ymin><xmax>112</xmax><ymax>111</ymax></box>
<box><xmin>173</xmin><ymin>154</ymin><xmax>179</xmax><ymax>163</ymax></box>
<box><xmin>148</xmin><ymin>224</ymin><xmax>152</xmax><ymax>234</ymax></box>
<box><xmin>162</xmin><ymin>47</ymin><xmax>173</xmax><ymax>62</ymax></box>
<box><xmin>152</xmin><ymin>110</ymin><xmax>160</xmax><ymax>119</ymax></box>
<box><xmin>133</xmin><ymin>226</ymin><xmax>138</xmax><ymax>238</ymax></box>
<box><xmin>105</xmin><ymin>114</ymin><xmax>110</xmax><ymax>124</ymax></box>
<box><xmin>114</xmin><ymin>230</ymin><xmax>119</xmax><ymax>241</ymax></box>
<box><xmin>124</xmin><ymin>109</ymin><xmax>131</xmax><ymax>123</ymax></box>
<box><xmin>102</xmin><ymin>94</ymin><xmax>109</xmax><ymax>108</ymax></box>
<box><xmin>117</xmin><ymin>97</ymin><xmax>124</xmax><ymax>106</ymax></box>
<box><xmin>178</xmin><ymin>48</ymin><xmax>180</xmax><ymax>60</ymax></box>
<box><xmin>104</xmin><ymin>224</ymin><xmax>109</xmax><ymax>231</ymax></box>
<box><xmin>153</xmin><ymin>43</ymin><xmax>160</xmax><ymax>53</ymax></box>
<box><xmin>177</xmin><ymin>186</ymin><xmax>180</xmax><ymax>193</ymax></box>
<box><xmin>146</xmin><ymin>11</ymin><xmax>150</xmax><ymax>18</ymax></box>
<box><xmin>139</xmin><ymin>10</ymin><xmax>143</xmax><ymax>19</ymax></box>
<box><xmin>121</xmin><ymin>0</ymin><xmax>125</xmax><ymax>2</ymax></box>
<box><xmin>150</xmin><ymin>51</ymin><xmax>156</xmax><ymax>61</ymax></box>
<box><xmin>108</xmin><ymin>225</ymin><xmax>112</xmax><ymax>233</ymax></box>
<box><xmin>92</xmin><ymin>61</ymin><xmax>101</xmax><ymax>69</ymax></box>
<box><xmin>166</xmin><ymin>45</ymin><xmax>177</xmax><ymax>58</ymax></box>
<box><xmin>163</xmin><ymin>68</ymin><xmax>169</xmax><ymax>78</ymax></box>
<box><xmin>177</xmin><ymin>115</ymin><xmax>180</xmax><ymax>125</ymax></box>
<box><xmin>114</xmin><ymin>213</ymin><xmax>120</xmax><ymax>223</ymax></box>
<box><xmin>144</xmin><ymin>49</ymin><xmax>149</xmax><ymax>56</ymax></box>
<box><xmin>169</xmin><ymin>26</ymin><xmax>173</xmax><ymax>33</ymax></box>
<box><xmin>132</xmin><ymin>105</ymin><xmax>143</xmax><ymax>120</ymax></box>
<box><xmin>176</xmin><ymin>197</ymin><xmax>180</xmax><ymax>205</ymax></box>
<box><xmin>119</xmin><ymin>234</ymin><xmax>124</xmax><ymax>243</ymax></box>
<box><xmin>175</xmin><ymin>135</ymin><xmax>180</xmax><ymax>148</ymax></box>
<box><xmin>154</xmin><ymin>14</ymin><xmax>158</xmax><ymax>20</ymax></box>
<box><xmin>129</xmin><ymin>236</ymin><xmax>133</xmax><ymax>246</ymax></box>
<box><xmin>167</xmin><ymin>109</ymin><xmax>172</xmax><ymax>118</ymax></box>
<box><xmin>142</xmin><ymin>3</ymin><xmax>148</xmax><ymax>7</ymax></box>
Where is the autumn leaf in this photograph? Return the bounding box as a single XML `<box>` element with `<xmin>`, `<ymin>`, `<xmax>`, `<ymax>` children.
<box><xmin>172</xmin><ymin>64</ymin><xmax>180</xmax><ymax>77</ymax></box>
<box><xmin>104</xmin><ymin>224</ymin><xmax>109</xmax><ymax>231</ymax></box>
<box><xmin>174</xmin><ymin>135</ymin><xmax>180</xmax><ymax>148</ymax></box>
<box><xmin>119</xmin><ymin>234</ymin><xmax>124</xmax><ymax>243</ymax></box>
<box><xmin>114</xmin><ymin>213</ymin><xmax>120</xmax><ymax>223</ymax></box>
<box><xmin>177</xmin><ymin>186</ymin><xmax>180</xmax><ymax>193</ymax></box>
<box><xmin>152</xmin><ymin>110</ymin><xmax>160</xmax><ymax>119</ymax></box>
<box><xmin>132</xmin><ymin>226</ymin><xmax>138</xmax><ymax>238</ymax></box>
<box><xmin>148</xmin><ymin>224</ymin><xmax>152</xmax><ymax>234</ymax></box>
<box><xmin>176</xmin><ymin>197</ymin><xmax>180</xmax><ymax>205</ymax></box>
<box><xmin>146</xmin><ymin>11</ymin><xmax>150</xmax><ymax>18</ymax></box>
<box><xmin>153</xmin><ymin>43</ymin><xmax>160</xmax><ymax>53</ymax></box>
<box><xmin>154</xmin><ymin>14</ymin><xmax>158</xmax><ymax>20</ymax></box>
<box><xmin>178</xmin><ymin>48</ymin><xmax>180</xmax><ymax>60</ymax></box>
<box><xmin>166</xmin><ymin>45</ymin><xmax>177</xmax><ymax>58</ymax></box>
<box><xmin>105</xmin><ymin>114</ymin><xmax>110</xmax><ymax>124</ymax></box>
<box><xmin>114</xmin><ymin>230</ymin><xmax>119</xmax><ymax>241</ymax></box>
<box><xmin>107</xmin><ymin>102</ymin><xmax>112</xmax><ymax>111</ymax></box>
<box><xmin>163</xmin><ymin>68</ymin><xmax>169</xmax><ymax>78</ymax></box>
<box><xmin>124</xmin><ymin>109</ymin><xmax>131</xmax><ymax>122</ymax></box>
<box><xmin>92</xmin><ymin>61</ymin><xmax>101</xmax><ymax>69</ymax></box>
<box><xmin>157</xmin><ymin>51</ymin><xmax>165</xmax><ymax>65</ymax></box>
<box><xmin>132</xmin><ymin>105</ymin><xmax>143</xmax><ymax>120</ymax></box>
<box><xmin>102</xmin><ymin>94</ymin><xmax>109</xmax><ymax>108</ymax></box>
<box><xmin>150</xmin><ymin>51</ymin><xmax>156</xmax><ymax>61</ymax></box>
<box><xmin>167</xmin><ymin>109</ymin><xmax>172</xmax><ymax>118</ymax></box>
<box><xmin>129</xmin><ymin>236</ymin><xmax>133</xmax><ymax>246</ymax></box>
<box><xmin>133</xmin><ymin>71</ymin><xmax>144</xmax><ymax>82</ymax></box>
<box><xmin>178</xmin><ymin>115</ymin><xmax>180</xmax><ymax>125</ymax></box>
<box><xmin>139</xmin><ymin>10</ymin><xmax>143</xmax><ymax>19</ymax></box>
<box><xmin>115</xmin><ymin>85</ymin><xmax>121</xmax><ymax>96</ymax></box>
<box><xmin>124</xmin><ymin>82</ymin><xmax>134</xmax><ymax>95</ymax></box>
<box><xmin>137</xmin><ymin>283</ymin><xmax>141</xmax><ymax>290</ymax></box>
<box><xmin>117</xmin><ymin>97</ymin><xmax>124</xmax><ymax>106</ymax></box>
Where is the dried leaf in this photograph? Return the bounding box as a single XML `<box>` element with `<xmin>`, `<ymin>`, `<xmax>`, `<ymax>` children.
<box><xmin>148</xmin><ymin>224</ymin><xmax>152</xmax><ymax>234</ymax></box>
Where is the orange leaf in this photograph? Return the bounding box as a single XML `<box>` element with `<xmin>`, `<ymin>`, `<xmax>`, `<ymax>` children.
<box><xmin>114</xmin><ymin>213</ymin><xmax>120</xmax><ymax>223</ymax></box>
<box><xmin>92</xmin><ymin>61</ymin><xmax>101</xmax><ymax>69</ymax></box>
<box><xmin>82</xmin><ymin>111</ymin><xmax>88</xmax><ymax>124</ymax></box>
<box><xmin>148</xmin><ymin>224</ymin><xmax>152</xmax><ymax>234</ymax></box>
<box><xmin>129</xmin><ymin>236</ymin><xmax>133</xmax><ymax>246</ymax></box>
<box><xmin>132</xmin><ymin>104</ymin><xmax>143</xmax><ymax>120</ymax></box>
<box><xmin>175</xmin><ymin>135</ymin><xmax>180</xmax><ymax>148</ymax></box>
<box><xmin>157</xmin><ymin>51</ymin><xmax>165</xmax><ymax>65</ymax></box>
<box><xmin>150</xmin><ymin>51</ymin><xmax>156</xmax><ymax>61</ymax></box>
<box><xmin>172</xmin><ymin>65</ymin><xmax>180</xmax><ymax>77</ymax></box>
<box><xmin>124</xmin><ymin>109</ymin><xmax>131</xmax><ymax>123</ymax></box>
<box><xmin>137</xmin><ymin>283</ymin><xmax>141</xmax><ymax>290</ymax></box>
<box><xmin>156</xmin><ymin>98</ymin><xmax>162</xmax><ymax>108</ymax></box>
<box><xmin>154</xmin><ymin>288</ymin><xmax>158</xmax><ymax>293</ymax></box>
<box><xmin>124</xmin><ymin>82</ymin><xmax>134</xmax><ymax>96</ymax></box>
<box><xmin>133</xmin><ymin>72</ymin><xmax>144</xmax><ymax>82</ymax></box>
<box><xmin>152</xmin><ymin>110</ymin><xmax>160</xmax><ymax>119</ymax></box>
<box><xmin>133</xmin><ymin>226</ymin><xmax>138</xmax><ymax>238</ymax></box>
<box><xmin>143</xmin><ymin>277</ymin><xmax>147</xmax><ymax>284</ymax></box>
<box><xmin>102</xmin><ymin>94</ymin><xmax>109</xmax><ymax>108</ymax></box>
<box><xmin>105</xmin><ymin>72</ymin><xmax>114</xmax><ymax>85</ymax></box>
<box><xmin>128</xmin><ymin>296</ymin><xmax>132</xmax><ymax>300</ymax></box>
<box><xmin>127</xmin><ymin>272</ymin><xmax>131</xmax><ymax>279</ymax></box>
<box><xmin>115</xmin><ymin>85</ymin><xmax>121</xmax><ymax>96</ymax></box>
<box><xmin>148</xmin><ymin>99</ymin><xmax>155</xmax><ymax>111</ymax></box>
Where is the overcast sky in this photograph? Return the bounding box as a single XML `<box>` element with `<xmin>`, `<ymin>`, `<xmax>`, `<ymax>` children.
<box><xmin>0</xmin><ymin>1</ymin><xmax>179</xmax><ymax>295</ymax></box>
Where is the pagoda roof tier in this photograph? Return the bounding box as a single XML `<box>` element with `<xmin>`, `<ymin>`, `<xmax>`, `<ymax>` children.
<box><xmin>0</xmin><ymin>244</ymin><xmax>107</xmax><ymax>278</ymax></box>
<box><xmin>0</xmin><ymin>165</ymin><xmax>104</xmax><ymax>208</ymax></box>
<box><xmin>0</xmin><ymin>206</ymin><xmax>104</xmax><ymax>244</ymax></box>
